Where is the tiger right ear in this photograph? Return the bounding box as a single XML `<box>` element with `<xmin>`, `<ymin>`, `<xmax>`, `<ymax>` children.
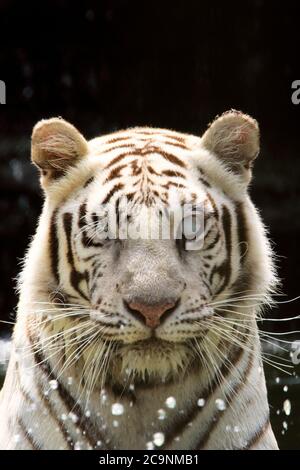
<box><xmin>201</xmin><ymin>110</ymin><xmax>260</xmax><ymax>178</ymax></box>
<box><xmin>31</xmin><ymin>118</ymin><xmax>88</xmax><ymax>182</ymax></box>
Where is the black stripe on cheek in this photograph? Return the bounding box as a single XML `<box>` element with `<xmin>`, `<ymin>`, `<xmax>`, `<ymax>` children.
<box><xmin>213</xmin><ymin>205</ymin><xmax>232</xmax><ymax>295</ymax></box>
<box><xmin>63</xmin><ymin>212</ymin><xmax>89</xmax><ymax>301</ymax></box>
<box><xmin>78</xmin><ymin>203</ymin><xmax>103</xmax><ymax>248</ymax></box>
<box><xmin>49</xmin><ymin>208</ymin><xmax>60</xmax><ymax>284</ymax></box>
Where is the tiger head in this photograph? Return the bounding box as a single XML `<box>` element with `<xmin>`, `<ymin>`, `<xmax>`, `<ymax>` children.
<box><xmin>23</xmin><ymin>111</ymin><xmax>276</xmax><ymax>385</ymax></box>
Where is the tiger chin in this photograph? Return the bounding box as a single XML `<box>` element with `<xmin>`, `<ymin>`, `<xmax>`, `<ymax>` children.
<box><xmin>0</xmin><ymin>110</ymin><xmax>279</xmax><ymax>450</ymax></box>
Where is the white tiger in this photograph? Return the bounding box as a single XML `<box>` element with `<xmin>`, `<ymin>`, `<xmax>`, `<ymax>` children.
<box><xmin>0</xmin><ymin>110</ymin><xmax>278</xmax><ymax>449</ymax></box>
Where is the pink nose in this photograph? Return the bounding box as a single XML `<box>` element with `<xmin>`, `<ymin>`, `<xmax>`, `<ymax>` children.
<box><xmin>128</xmin><ymin>301</ymin><xmax>177</xmax><ymax>328</ymax></box>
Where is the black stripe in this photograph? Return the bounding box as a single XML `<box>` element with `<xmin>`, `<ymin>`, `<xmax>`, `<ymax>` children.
<box><xmin>199</xmin><ymin>176</ymin><xmax>211</xmax><ymax>188</ymax></box>
<box><xmin>17</xmin><ymin>339</ymin><xmax>73</xmax><ymax>449</ymax></box>
<box><xmin>162</xmin><ymin>170</ymin><xmax>185</xmax><ymax>178</ymax></box>
<box><xmin>78</xmin><ymin>203</ymin><xmax>103</xmax><ymax>248</ymax></box>
<box><xmin>104</xmin><ymin>135</ymin><xmax>132</xmax><ymax>145</ymax></box>
<box><xmin>162</xmin><ymin>139</ymin><xmax>189</xmax><ymax>150</ymax></box>
<box><xmin>83</xmin><ymin>176</ymin><xmax>94</xmax><ymax>188</ymax></box>
<box><xmin>63</xmin><ymin>212</ymin><xmax>89</xmax><ymax>301</ymax></box>
<box><xmin>105</xmin><ymin>164</ymin><xmax>127</xmax><ymax>182</ymax></box>
<box><xmin>17</xmin><ymin>418</ymin><xmax>39</xmax><ymax>449</ymax></box>
<box><xmin>28</xmin><ymin>330</ymin><xmax>108</xmax><ymax>450</ymax></box>
<box><xmin>206</xmin><ymin>192</ymin><xmax>219</xmax><ymax>220</ymax></box>
<box><xmin>105</xmin><ymin>152</ymin><xmax>139</xmax><ymax>168</ymax></box>
<box><xmin>102</xmin><ymin>182</ymin><xmax>124</xmax><ymax>204</ymax></box>
<box><xmin>212</xmin><ymin>205</ymin><xmax>232</xmax><ymax>295</ymax></box>
<box><xmin>162</xmin><ymin>182</ymin><xmax>186</xmax><ymax>189</ymax></box>
<box><xmin>205</xmin><ymin>231</ymin><xmax>221</xmax><ymax>251</ymax></box>
<box><xmin>100</xmin><ymin>143</ymin><xmax>136</xmax><ymax>154</ymax></box>
<box><xmin>49</xmin><ymin>209</ymin><xmax>60</xmax><ymax>284</ymax></box>
<box><xmin>153</xmin><ymin>148</ymin><xmax>186</xmax><ymax>168</ymax></box>
<box><xmin>197</xmin><ymin>350</ymin><xmax>254</xmax><ymax>449</ymax></box>
<box><xmin>164</xmin><ymin>343</ymin><xmax>243</xmax><ymax>448</ymax></box>
<box><xmin>243</xmin><ymin>416</ymin><xmax>271</xmax><ymax>449</ymax></box>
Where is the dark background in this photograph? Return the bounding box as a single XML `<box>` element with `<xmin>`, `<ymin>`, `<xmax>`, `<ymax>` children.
<box><xmin>0</xmin><ymin>0</ymin><xmax>299</xmax><ymax>449</ymax></box>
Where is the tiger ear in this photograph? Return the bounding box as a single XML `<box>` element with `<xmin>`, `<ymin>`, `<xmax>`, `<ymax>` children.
<box><xmin>202</xmin><ymin>110</ymin><xmax>260</xmax><ymax>178</ymax></box>
<box><xmin>31</xmin><ymin>118</ymin><xmax>88</xmax><ymax>183</ymax></box>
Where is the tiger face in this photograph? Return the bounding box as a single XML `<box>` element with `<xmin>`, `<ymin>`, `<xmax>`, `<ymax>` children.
<box><xmin>28</xmin><ymin>111</ymin><xmax>275</xmax><ymax>384</ymax></box>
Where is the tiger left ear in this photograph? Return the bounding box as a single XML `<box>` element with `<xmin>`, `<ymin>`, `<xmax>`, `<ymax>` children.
<box><xmin>31</xmin><ymin>117</ymin><xmax>88</xmax><ymax>182</ymax></box>
<box><xmin>202</xmin><ymin>110</ymin><xmax>260</xmax><ymax>177</ymax></box>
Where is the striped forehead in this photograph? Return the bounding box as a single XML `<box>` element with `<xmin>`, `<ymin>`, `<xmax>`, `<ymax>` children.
<box><xmin>86</xmin><ymin>127</ymin><xmax>203</xmax><ymax>206</ymax></box>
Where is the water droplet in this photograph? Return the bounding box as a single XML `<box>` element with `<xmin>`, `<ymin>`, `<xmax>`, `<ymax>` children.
<box><xmin>146</xmin><ymin>441</ymin><xmax>155</xmax><ymax>450</ymax></box>
<box><xmin>61</xmin><ymin>413</ymin><xmax>67</xmax><ymax>421</ymax></box>
<box><xmin>276</xmin><ymin>409</ymin><xmax>280</xmax><ymax>415</ymax></box>
<box><xmin>283</xmin><ymin>385</ymin><xmax>288</xmax><ymax>392</ymax></box>
<box><xmin>85</xmin><ymin>410</ymin><xmax>91</xmax><ymax>418</ymax></box>
<box><xmin>153</xmin><ymin>432</ymin><xmax>165</xmax><ymax>447</ymax></box>
<box><xmin>69</xmin><ymin>412</ymin><xmax>79</xmax><ymax>424</ymax></box>
<box><xmin>165</xmin><ymin>396</ymin><xmax>176</xmax><ymax>409</ymax></box>
<box><xmin>49</xmin><ymin>379</ymin><xmax>58</xmax><ymax>390</ymax></box>
<box><xmin>197</xmin><ymin>398</ymin><xmax>205</xmax><ymax>407</ymax></box>
<box><xmin>215</xmin><ymin>398</ymin><xmax>226</xmax><ymax>411</ymax></box>
<box><xmin>225</xmin><ymin>425</ymin><xmax>232</xmax><ymax>432</ymax></box>
<box><xmin>100</xmin><ymin>390</ymin><xmax>108</xmax><ymax>404</ymax></box>
<box><xmin>157</xmin><ymin>409</ymin><xmax>166</xmax><ymax>420</ymax></box>
<box><xmin>96</xmin><ymin>440</ymin><xmax>102</xmax><ymax>447</ymax></box>
<box><xmin>129</xmin><ymin>384</ymin><xmax>135</xmax><ymax>391</ymax></box>
<box><xmin>275</xmin><ymin>377</ymin><xmax>280</xmax><ymax>384</ymax></box>
<box><xmin>283</xmin><ymin>399</ymin><xmax>291</xmax><ymax>416</ymax></box>
<box><xmin>113</xmin><ymin>420</ymin><xmax>119</xmax><ymax>427</ymax></box>
<box><xmin>13</xmin><ymin>434</ymin><xmax>21</xmax><ymax>443</ymax></box>
<box><xmin>111</xmin><ymin>403</ymin><xmax>124</xmax><ymax>416</ymax></box>
<box><xmin>283</xmin><ymin>421</ymin><xmax>288</xmax><ymax>430</ymax></box>
<box><xmin>233</xmin><ymin>426</ymin><xmax>240</xmax><ymax>433</ymax></box>
<box><xmin>67</xmin><ymin>377</ymin><xmax>73</xmax><ymax>385</ymax></box>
